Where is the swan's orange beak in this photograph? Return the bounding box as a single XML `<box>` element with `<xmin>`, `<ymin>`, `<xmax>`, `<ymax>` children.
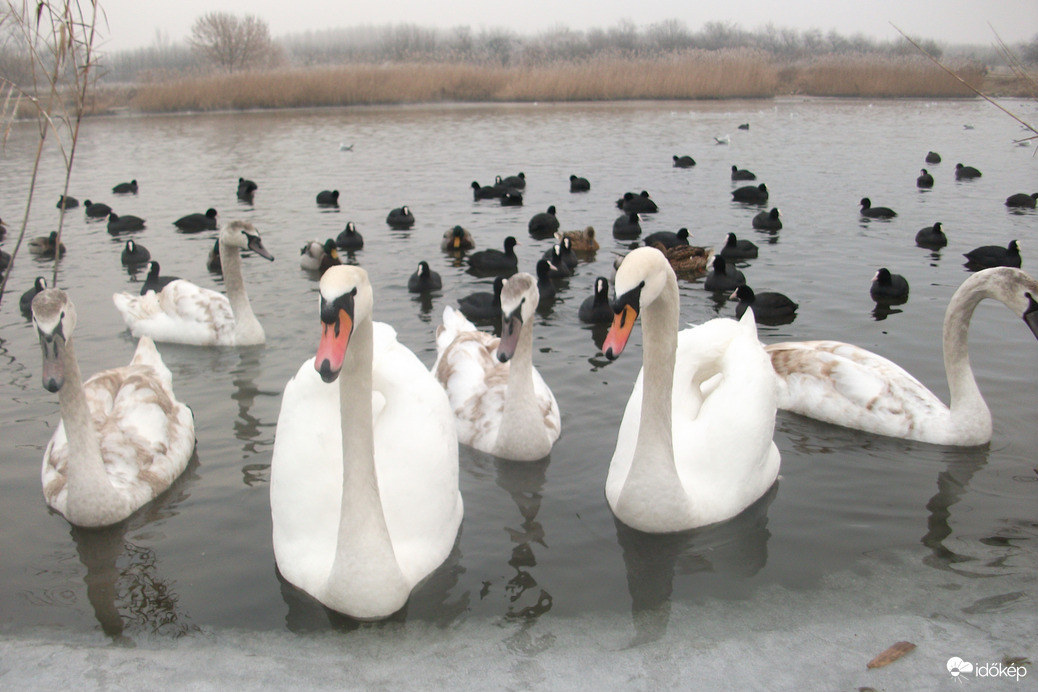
<box><xmin>603</xmin><ymin>304</ymin><xmax>637</xmax><ymax>360</ymax></box>
<box><xmin>316</xmin><ymin>308</ymin><xmax>352</xmax><ymax>383</ymax></box>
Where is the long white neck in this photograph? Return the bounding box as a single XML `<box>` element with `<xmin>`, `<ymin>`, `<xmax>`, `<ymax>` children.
<box><xmin>615</xmin><ymin>273</ymin><xmax>692</xmax><ymax>523</ymax></box>
<box><xmin>494</xmin><ymin>317</ymin><xmax>551</xmax><ymax>460</ymax></box>
<box><xmin>59</xmin><ymin>339</ymin><xmax>131</xmax><ymax>526</ymax></box>
<box><xmin>942</xmin><ymin>276</ymin><xmax>991</xmax><ymax>427</ymax></box>
<box><xmin>325</xmin><ymin>314</ymin><xmax>408</xmax><ymax>617</ymax></box>
<box><xmin>220</xmin><ymin>241</ymin><xmax>264</xmax><ymax>344</ymax></box>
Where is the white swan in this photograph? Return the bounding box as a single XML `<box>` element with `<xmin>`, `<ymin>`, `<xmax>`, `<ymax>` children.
<box><xmin>31</xmin><ymin>289</ymin><xmax>195</xmax><ymax>528</ymax></box>
<box><xmin>270</xmin><ymin>265</ymin><xmax>463</xmax><ymax>619</ymax></box>
<box><xmin>765</xmin><ymin>266</ymin><xmax>1038</xmax><ymax>446</ymax></box>
<box><xmin>112</xmin><ymin>220</ymin><xmax>274</xmax><ymax>346</ymax></box>
<box><xmin>432</xmin><ymin>272</ymin><xmax>561</xmax><ymax>461</ymax></box>
<box><xmin>603</xmin><ymin>247</ymin><xmax>780</xmax><ymax>533</ymax></box>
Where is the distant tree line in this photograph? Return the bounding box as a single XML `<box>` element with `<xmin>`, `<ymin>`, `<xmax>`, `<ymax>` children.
<box><xmin>21</xmin><ymin>13</ymin><xmax>1035</xmax><ymax>85</ymax></box>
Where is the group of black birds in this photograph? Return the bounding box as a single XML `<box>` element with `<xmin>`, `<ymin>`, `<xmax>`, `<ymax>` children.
<box><xmin>8</xmin><ymin>138</ymin><xmax>1032</xmax><ymax>337</ymax></box>
<box><xmin>854</xmin><ymin>150</ymin><xmax>1030</xmax><ymax>310</ymax></box>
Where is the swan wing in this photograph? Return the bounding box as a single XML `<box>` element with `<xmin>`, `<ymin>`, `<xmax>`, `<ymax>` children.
<box><xmin>42</xmin><ymin>337</ymin><xmax>195</xmax><ymax>515</ymax></box>
<box><xmin>270</xmin><ymin>357</ymin><xmax>342</xmax><ymax>596</ymax></box>
<box><xmin>371</xmin><ymin>322</ymin><xmax>462</xmax><ymax>584</ymax></box>
<box><xmin>766</xmin><ymin>340</ymin><xmax>947</xmax><ymax>438</ymax></box>
<box><xmin>530</xmin><ymin>366</ymin><xmax>562</xmax><ymax>444</ymax></box>
<box><xmin>672</xmin><ymin>316</ymin><xmax>779</xmax><ymax>523</ymax></box>
<box><xmin>433</xmin><ymin>307</ymin><xmax>508</xmax><ymax>452</ymax></box>
<box><xmin>113</xmin><ymin>280</ymin><xmax>235</xmax><ymax>346</ymax></box>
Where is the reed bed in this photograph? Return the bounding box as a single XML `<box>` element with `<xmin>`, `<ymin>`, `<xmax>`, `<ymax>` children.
<box><xmin>788</xmin><ymin>54</ymin><xmax>985</xmax><ymax>97</ymax></box>
<box><xmin>122</xmin><ymin>51</ymin><xmax>993</xmax><ymax>113</ymax></box>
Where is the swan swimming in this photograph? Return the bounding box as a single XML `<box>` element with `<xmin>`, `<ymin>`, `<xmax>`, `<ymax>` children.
<box><xmin>765</xmin><ymin>267</ymin><xmax>1038</xmax><ymax>445</ymax></box>
<box><xmin>433</xmin><ymin>272</ymin><xmax>561</xmax><ymax>461</ymax></box>
<box><xmin>270</xmin><ymin>266</ymin><xmax>462</xmax><ymax>619</ymax></box>
<box><xmin>112</xmin><ymin>220</ymin><xmax>274</xmax><ymax>346</ymax></box>
<box><xmin>32</xmin><ymin>289</ymin><xmax>195</xmax><ymax>528</ymax></box>
<box><xmin>603</xmin><ymin>247</ymin><xmax>780</xmax><ymax>533</ymax></box>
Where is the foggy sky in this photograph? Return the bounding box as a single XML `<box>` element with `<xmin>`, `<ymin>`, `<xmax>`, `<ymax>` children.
<box><xmin>95</xmin><ymin>0</ymin><xmax>1037</xmax><ymax>53</ymax></box>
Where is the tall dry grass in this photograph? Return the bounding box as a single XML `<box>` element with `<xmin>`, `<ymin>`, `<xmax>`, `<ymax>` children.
<box><xmin>129</xmin><ymin>50</ymin><xmax>776</xmax><ymax>112</ymax></box>
<box><xmin>787</xmin><ymin>54</ymin><xmax>985</xmax><ymax>97</ymax></box>
<box><xmin>124</xmin><ymin>51</ymin><xmax>993</xmax><ymax>113</ymax></box>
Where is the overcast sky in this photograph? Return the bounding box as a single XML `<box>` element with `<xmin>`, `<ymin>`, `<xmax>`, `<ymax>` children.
<box><xmin>94</xmin><ymin>0</ymin><xmax>1038</xmax><ymax>53</ymax></box>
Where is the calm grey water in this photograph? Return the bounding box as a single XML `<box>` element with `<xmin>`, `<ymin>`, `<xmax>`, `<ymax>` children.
<box><xmin>1</xmin><ymin>99</ymin><xmax>1035</xmax><ymax>686</ymax></box>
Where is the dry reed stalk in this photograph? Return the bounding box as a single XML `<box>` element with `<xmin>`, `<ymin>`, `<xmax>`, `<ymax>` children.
<box><xmin>0</xmin><ymin>0</ymin><xmax>101</xmax><ymax>305</ymax></box>
<box><xmin>791</xmin><ymin>54</ymin><xmax>982</xmax><ymax>97</ymax></box>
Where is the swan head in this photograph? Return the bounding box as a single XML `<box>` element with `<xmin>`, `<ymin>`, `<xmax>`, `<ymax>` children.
<box><xmin>221</xmin><ymin>220</ymin><xmax>274</xmax><ymax>260</ymax></box>
<box><xmin>31</xmin><ymin>288</ymin><xmax>76</xmax><ymax>393</ymax></box>
<box><xmin>315</xmin><ymin>266</ymin><xmax>372</xmax><ymax>382</ymax></box>
<box><xmin>966</xmin><ymin>267</ymin><xmax>1038</xmax><ymax>339</ymax></box>
<box><xmin>603</xmin><ymin>247</ymin><xmax>673</xmax><ymax>360</ymax></box>
<box><xmin>497</xmin><ymin>272</ymin><xmax>538</xmax><ymax>363</ymax></box>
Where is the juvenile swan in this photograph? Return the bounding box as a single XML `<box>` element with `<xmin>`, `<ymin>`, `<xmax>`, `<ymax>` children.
<box><xmin>32</xmin><ymin>289</ymin><xmax>195</xmax><ymax>528</ymax></box>
<box><xmin>433</xmin><ymin>273</ymin><xmax>561</xmax><ymax>461</ymax></box>
<box><xmin>113</xmin><ymin>220</ymin><xmax>274</xmax><ymax>346</ymax></box>
<box><xmin>765</xmin><ymin>267</ymin><xmax>1038</xmax><ymax>445</ymax></box>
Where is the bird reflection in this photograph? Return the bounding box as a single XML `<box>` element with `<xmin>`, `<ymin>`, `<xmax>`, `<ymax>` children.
<box><xmin>65</xmin><ymin>453</ymin><xmax>201</xmax><ymax>640</ymax></box>
<box><xmin>230</xmin><ymin>347</ymin><xmax>279</xmax><ymax>485</ymax></box>
<box><xmin>614</xmin><ymin>483</ymin><xmax>777</xmax><ymax>645</ymax></box>
<box><xmin>495</xmin><ymin>458</ymin><xmax>553</xmax><ymax>622</ymax></box>
<box><xmin>588</xmin><ymin>322</ymin><xmax>610</xmax><ymax>352</ymax></box>
<box><xmin>411</xmin><ymin>290</ymin><xmax>436</xmax><ymax>319</ymax></box>
<box><xmin>871</xmin><ymin>302</ymin><xmax>904</xmax><ymax>321</ymax></box>
<box><xmin>920</xmin><ymin>446</ymin><xmax>996</xmax><ymax>577</ymax></box>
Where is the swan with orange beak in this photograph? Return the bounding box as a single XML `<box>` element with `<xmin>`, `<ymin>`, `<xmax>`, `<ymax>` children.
<box><xmin>271</xmin><ymin>266</ymin><xmax>462</xmax><ymax>619</ymax></box>
<box><xmin>602</xmin><ymin>247</ymin><xmax>780</xmax><ymax>533</ymax></box>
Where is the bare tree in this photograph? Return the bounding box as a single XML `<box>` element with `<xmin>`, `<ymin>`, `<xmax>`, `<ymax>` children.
<box><xmin>188</xmin><ymin>12</ymin><xmax>278</xmax><ymax>73</ymax></box>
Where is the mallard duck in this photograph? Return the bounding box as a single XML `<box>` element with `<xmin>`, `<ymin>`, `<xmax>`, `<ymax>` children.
<box><xmin>441</xmin><ymin>225</ymin><xmax>474</xmax><ymax>252</ymax></box>
<box><xmin>650</xmin><ymin>242</ymin><xmax>713</xmax><ymax>277</ymax></box>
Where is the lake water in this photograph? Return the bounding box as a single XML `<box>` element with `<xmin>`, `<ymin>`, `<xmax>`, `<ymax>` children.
<box><xmin>1</xmin><ymin>98</ymin><xmax>1036</xmax><ymax>688</ymax></box>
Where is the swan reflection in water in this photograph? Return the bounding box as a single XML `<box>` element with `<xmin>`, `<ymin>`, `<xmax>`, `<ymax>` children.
<box><xmin>614</xmin><ymin>483</ymin><xmax>777</xmax><ymax>646</ymax></box>
<box><xmin>229</xmin><ymin>347</ymin><xmax>280</xmax><ymax>486</ymax></box>
<box><xmin>919</xmin><ymin>445</ymin><xmax>1013</xmax><ymax>579</ymax></box>
<box><xmin>49</xmin><ymin>454</ymin><xmax>201</xmax><ymax>640</ymax></box>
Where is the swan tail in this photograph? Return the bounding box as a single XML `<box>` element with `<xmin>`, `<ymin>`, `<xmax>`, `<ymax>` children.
<box><xmin>435</xmin><ymin>305</ymin><xmax>477</xmax><ymax>353</ymax></box>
